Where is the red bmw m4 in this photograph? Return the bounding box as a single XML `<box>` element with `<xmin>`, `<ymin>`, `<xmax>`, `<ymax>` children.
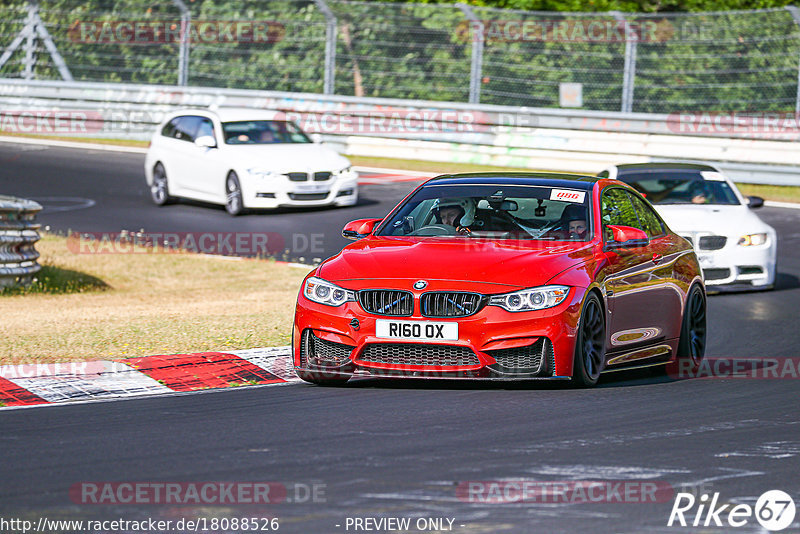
<box><xmin>293</xmin><ymin>173</ymin><xmax>706</xmax><ymax>387</ymax></box>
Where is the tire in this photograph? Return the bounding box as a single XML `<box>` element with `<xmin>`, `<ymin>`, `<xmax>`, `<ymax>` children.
<box><xmin>296</xmin><ymin>369</ymin><xmax>351</xmax><ymax>386</ymax></box>
<box><xmin>150</xmin><ymin>163</ymin><xmax>172</xmax><ymax>206</ymax></box>
<box><xmin>225</xmin><ymin>172</ymin><xmax>244</xmax><ymax>216</ymax></box>
<box><xmin>673</xmin><ymin>284</ymin><xmax>707</xmax><ymax>376</ymax></box>
<box><xmin>571</xmin><ymin>292</ymin><xmax>606</xmax><ymax>387</ymax></box>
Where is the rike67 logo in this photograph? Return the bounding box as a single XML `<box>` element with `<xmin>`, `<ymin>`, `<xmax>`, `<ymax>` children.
<box><xmin>668</xmin><ymin>490</ymin><xmax>796</xmax><ymax>531</ymax></box>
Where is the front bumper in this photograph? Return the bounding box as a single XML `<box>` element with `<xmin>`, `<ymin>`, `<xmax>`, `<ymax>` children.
<box><xmin>244</xmin><ymin>172</ymin><xmax>358</xmax><ymax>209</ymax></box>
<box><xmin>293</xmin><ymin>286</ymin><xmax>586</xmax><ymax>380</ymax></box>
<box><xmin>681</xmin><ymin>233</ymin><xmax>776</xmax><ymax>290</ymax></box>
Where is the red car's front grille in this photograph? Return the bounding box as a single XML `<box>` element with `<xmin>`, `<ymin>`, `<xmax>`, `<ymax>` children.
<box><xmin>358</xmin><ymin>290</ymin><xmax>414</xmax><ymax>316</ymax></box>
<box><xmin>358</xmin><ymin>343</ymin><xmax>479</xmax><ymax>367</ymax></box>
<box><xmin>420</xmin><ymin>292</ymin><xmax>485</xmax><ymax>317</ymax></box>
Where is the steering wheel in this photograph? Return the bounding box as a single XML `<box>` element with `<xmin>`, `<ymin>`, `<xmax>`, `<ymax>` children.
<box><xmin>409</xmin><ymin>224</ymin><xmax>458</xmax><ymax>236</ymax></box>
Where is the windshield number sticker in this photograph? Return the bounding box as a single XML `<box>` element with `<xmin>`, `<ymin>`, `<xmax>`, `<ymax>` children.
<box><xmin>550</xmin><ymin>189</ymin><xmax>586</xmax><ymax>203</ymax></box>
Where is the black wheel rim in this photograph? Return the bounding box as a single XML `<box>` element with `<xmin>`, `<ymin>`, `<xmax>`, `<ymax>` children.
<box><xmin>687</xmin><ymin>289</ymin><xmax>706</xmax><ymax>364</ymax></box>
<box><xmin>582</xmin><ymin>299</ymin><xmax>605</xmax><ymax>380</ymax></box>
<box><xmin>151</xmin><ymin>166</ymin><xmax>167</xmax><ymax>202</ymax></box>
<box><xmin>226</xmin><ymin>176</ymin><xmax>241</xmax><ymax>212</ymax></box>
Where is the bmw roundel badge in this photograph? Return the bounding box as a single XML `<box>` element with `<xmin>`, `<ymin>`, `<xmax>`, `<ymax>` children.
<box><xmin>414</xmin><ymin>280</ymin><xmax>428</xmax><ymax>290</ymax></box>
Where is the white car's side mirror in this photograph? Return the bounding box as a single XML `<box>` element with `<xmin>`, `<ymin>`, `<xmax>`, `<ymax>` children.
<box><xmin>310</xmin><ymin>133</ymin><xmax>323</xmax><ymax>144</ymax></box>
<box><xmin>195</xmin><ymin>135</ymin><xmax>217</xmax><ymax>149</ymax></box>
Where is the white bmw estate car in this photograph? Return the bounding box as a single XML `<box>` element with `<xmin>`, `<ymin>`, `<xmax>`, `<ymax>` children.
<box><xmin>599</xmin><ymin>162</ymin><xmax>777</xmax><ymax>291</ymax></box>
<box><xmin>144</xmin><ymin>108</ymin><xmax>358</xmax><ymax>215</ymax></box>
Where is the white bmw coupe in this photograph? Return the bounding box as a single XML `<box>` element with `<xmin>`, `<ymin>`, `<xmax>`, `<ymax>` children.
<box><xmin>145</xmin><ymin>108</ymin><xmax>358</xmax><ymax>215</ymax></box>
<box><xmin>600</xmin><ymin>162</ymin><xmax>776</xmax><ymax>291</ymax></box>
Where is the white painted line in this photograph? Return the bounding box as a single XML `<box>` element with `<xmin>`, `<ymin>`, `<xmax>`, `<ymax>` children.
<box><xmin>765</xmin><ymin>200</ymin><xmax>800</xmax><ymax>210</ymax></box>
<box><xmin>352</xmin><ymin>165</ymin><xmax>438</xmax><ymax>178</ymax></box>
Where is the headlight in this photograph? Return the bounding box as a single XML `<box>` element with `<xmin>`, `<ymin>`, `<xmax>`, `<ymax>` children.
<box><xmin>247</xmin><ymin>168</ymin><xmax>281</xmax><ymax>179</ymax></box>
<box><xmin>738</xmin><ymin>233</ymin><xmax>768</xmax><ymax>246</ymax></box>
<box><xmin>303</xmin><ymin>277</ymin><xmax>356</xmax><ymax>307</ymax></box>
<box><xmin>488</xmin><ymin>285</ymin><xmax>570</xmax><ymax>312</ymax></box>
<box><xmin>334</xmin><ymin>166</ymin><xmax>353</xmax><ymax>177</ymax></box>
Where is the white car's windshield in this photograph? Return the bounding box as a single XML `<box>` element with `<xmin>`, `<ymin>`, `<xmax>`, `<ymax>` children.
<box><xmin>222</xmin><ymin>120</ymin><xmax>311</xmax><ymax>145</ymax></box>
<box><xmin>619</xmin><ymin>171</ymin><xmax>740</xmax><ymax>206</ymax></box>
<box><xmin>378</xmin><ymin>184</ymin><xmax>592</xmax><ymax>241</ymax></box>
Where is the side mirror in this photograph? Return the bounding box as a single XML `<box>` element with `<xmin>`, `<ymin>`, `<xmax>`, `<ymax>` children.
<box><xmin>606</xmin><ymin>225</ymin><xmax>649</xmax><ymax>248</ymax></box>
<box><xmin>747</xmin><ymin>196</ymin><xmax>764</xmax><ymax>209</ymax></box>
<box><xmin>194</xmin><ymin>135</ymin><xmax>217</xmax><ymax>149</ymax></box>
<box><xmin>310</xmin><ymin>133</ymin><xmax>323</xmax><ymax>144</ymax></box>
<box><xmin>342</xmin><ymin>218</ymin><xmax>381</xmax><ymax>240</ymax></box>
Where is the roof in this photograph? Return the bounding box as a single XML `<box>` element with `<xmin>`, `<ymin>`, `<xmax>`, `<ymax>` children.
<box><xmin>165</xmin><ymin>107</ymin><xmax>286</xmax><ymax>122</ymax></box>
<box><xmin>426</xmin><ymin>172</ymin><xmax>600</xmax><ymax>191</ymax></box>
<box><xmin>614</xmin><ymin>162</ymin><xmax>719</xmax><ymax>174</ymax></box>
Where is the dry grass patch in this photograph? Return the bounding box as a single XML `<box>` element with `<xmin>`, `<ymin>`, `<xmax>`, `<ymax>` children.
<box><xmin>1</xmin><ymin>233</ymin><xmax>310</xmax><ymax>365</ymax></box>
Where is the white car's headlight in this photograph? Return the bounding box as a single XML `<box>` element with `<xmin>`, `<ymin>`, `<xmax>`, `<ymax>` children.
<box><xmin>247</xmin><ymin>168</ymin><xmax>281</xmax><ymax>179</ymax></box>
<box><xmin>488</xmin><ymin>285</ymin><xmax>570</xmax><ymax>312</ymax></box>
<box><xmin>303</xmin><ymin>277</ymin><xmax>356</xmax><ymax>306</ymax></box>
<box><xmin>334</xmin><ymin>166</ymin><xmax>353</xmax><ymax>177</ymax></box>
<box><xmin>738</xmin><ymin>233</ymin><xmax>768</xmax><ymax>246</ymax></box>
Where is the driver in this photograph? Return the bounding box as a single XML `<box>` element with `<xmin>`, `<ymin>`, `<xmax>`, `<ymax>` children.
<box><xmin>432</xmin><ymin>198</ymin><xmax>475</xmax><ymax>235</ymax></box>
<box><xmin>559</xmin><ymin>204</ymin><xmax>589</xmax><ymax>240</ymax></box>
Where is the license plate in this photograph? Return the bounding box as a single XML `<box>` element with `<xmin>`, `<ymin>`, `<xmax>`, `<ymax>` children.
<box><xmin>295</xmin><ymin>184</ymin><xmax>328</xmax><ymax>193</ymax></box>
<box><xmin>375</xmin><ymin>320</ymin><xmax>458</xmax><ymax>341</ymax></box>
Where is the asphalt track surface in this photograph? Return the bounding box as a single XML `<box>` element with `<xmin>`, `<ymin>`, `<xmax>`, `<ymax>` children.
<box><xmin>2</xmin><ymin>140</ymin><xmax>800</xmax><ymax>533</ymax></box>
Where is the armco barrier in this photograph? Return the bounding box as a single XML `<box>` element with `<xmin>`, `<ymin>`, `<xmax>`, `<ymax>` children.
<box><xmin>0</xmin><ymin>196</ymin><xmax>42</xmax><ymax>288</ymax></box>
<box><xmin>0</xmin><ymin>78</ymin><xmax>799</xmax><ymax>185</ymax></box>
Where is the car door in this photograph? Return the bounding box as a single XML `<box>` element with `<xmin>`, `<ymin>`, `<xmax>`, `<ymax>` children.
<box><xmin>159</xmin><ymin>115</ymin><xmax>204</xmax><ymax>195</ymax></box>
<box><xmin>628</xmin><ymin>192</ymin><xmax>685</xmax><ymax>342</ymax></box>
<box><xmin>601</xmin><ymin>187</ymin><xmax>671</xmax><ymax>358</ymax></box>
<box><xmin>183</xmin><ymin>116</ymin><xmax>226</xmax><ymax>198</ymax></box>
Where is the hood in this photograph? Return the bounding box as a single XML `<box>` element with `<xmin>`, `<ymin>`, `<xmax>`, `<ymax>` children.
<box><xmin>318</xmin><ymin>237</ymin><xmax>594</xmax><ymax>291</ymax></box>
<box><xmin>654</xmin><ymin>204</ymin><xmax>774</xmax><ymax>236</ymax></box>
<box><xmin>227</xmin><ymin>143</ymin><xmax>350</xmax><ymax>173</ymax></box>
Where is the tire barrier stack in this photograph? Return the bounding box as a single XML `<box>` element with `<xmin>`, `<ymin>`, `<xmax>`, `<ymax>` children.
<box><xmin>0</xmin><ymin>195</ymin><xmax>42</xmax><ymax>288</ymax></box>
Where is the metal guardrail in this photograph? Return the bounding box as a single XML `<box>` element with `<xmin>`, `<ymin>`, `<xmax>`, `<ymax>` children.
<box><xmin>0</xmin><ymin>195</ymin><xmax>42</xmax><ymax>288</ymax></box>
<box><xmin>0</xmin><ymin>78</ymin><xmax>799</xmax><ymax>185</ymax></box>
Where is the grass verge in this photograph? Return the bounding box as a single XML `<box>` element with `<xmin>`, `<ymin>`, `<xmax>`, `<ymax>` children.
<box><xmin>0</xmin><ymin>233</ymin><xmax>310</xmax><ymax>365</ymax></box>
<box><xmin>0</xmin><ymin>131</ymin><xmax>149</xmax><ymax>148</ymax></box>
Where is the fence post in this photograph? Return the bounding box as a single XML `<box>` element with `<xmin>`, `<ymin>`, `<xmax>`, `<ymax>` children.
<box><xmin>172</xmin><ymin>0</ymin><xmax>190</xmax><ymax>86</ymax></box>
<box><xmin>786</xmin><ymin>7</ymin><xmax>800</xmax><ymax>114</ymax></box>
<box><xmin>23</xmin><ymin>3</ymin><xmax>37</xmax><ymax>79</ymax></box>
<box><xmin>314</xmin><ymin>0</ymin><xmax>337</xmax><ymax>95</ymax></box>
<box><xmin>613</xmin><ymin>11</ymin><xmax>637</xmax><ymax>113</ymax></box>
<box><xmin>457</xmin><ymin>3</ymin><xmax>483</xmax><ymax>104</ymax></box>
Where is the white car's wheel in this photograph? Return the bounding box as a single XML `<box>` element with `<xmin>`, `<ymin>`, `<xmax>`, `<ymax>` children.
<box><xmin>150</xmin><ymin>163</ymin><xmax>173</xmax><ymax>206</ymax></box>
<box><xmin>225</xmin><ymin>172</ymin><xmax>244</xmax><ymax>216</ymax></box>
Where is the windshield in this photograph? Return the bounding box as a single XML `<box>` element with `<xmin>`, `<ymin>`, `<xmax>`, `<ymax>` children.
<box><xmin>221</xmin><ymin>120</ymin><xmax>311</xmax><ymax>145</ymax></box>
<box><xmin>377</xmin><ymin>184</ymin><xmax>593</xmax><ymax>241</ymax></box>
<box><xmin>618</xmin><ymin>171</ymin><xmax>741</xmax><ymax>206</ymax></box>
